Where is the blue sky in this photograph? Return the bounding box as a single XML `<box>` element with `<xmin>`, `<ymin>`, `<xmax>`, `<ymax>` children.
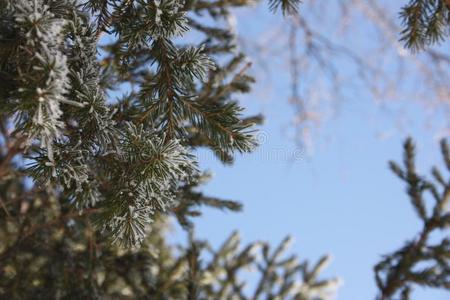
<box><xmin>170</xmin><ymin>2</ymin><xmax>450</xmax><ymax>300</ymax></box>
<box><xmin>190</xmin><ymin>94</ymin><xmax>449</xmax><ymax>300</ymax></box>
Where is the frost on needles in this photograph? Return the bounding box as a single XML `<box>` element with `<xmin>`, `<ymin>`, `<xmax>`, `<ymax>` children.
<box><xmin>2</xmin><ymin>0</ymin><xmax>256</xmax><ymax>248</ymax></box>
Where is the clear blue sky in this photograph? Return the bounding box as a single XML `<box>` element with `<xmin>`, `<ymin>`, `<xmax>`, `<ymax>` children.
<box><xmin>170</xmin><ymin>3</ymin><xmax>450</xmax><ymax>300</ymax></box>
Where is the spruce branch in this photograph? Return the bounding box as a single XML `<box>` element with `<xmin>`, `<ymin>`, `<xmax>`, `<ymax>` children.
<box><xmin>400</xmin><ymin>0</ymin><xmax>450</xmax><ymax>51</ymax></box>
<box><xmin>375</xmin><ymin>138</ymin><xmax>450</xmax><ymax>300</ymax></box>
<box><xmin>268</xmin><ymin>0</ymin><xmax>302</xmax><ymax>15</ymax></box>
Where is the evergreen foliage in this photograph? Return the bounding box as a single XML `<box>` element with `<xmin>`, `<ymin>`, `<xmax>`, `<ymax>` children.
<box><xmin>268</xmin><ymin>0</ymin><xmax>302</xmax><ymax>15</ymax></box>
<box><xmin>375</xmin><ymin>138</ymin><xmax>450</xmax><ymax>300</ymax></box>
<box><xmin>0</xmin><ymin>0</ymin><xmax>449</xmax><ymax>299</ymax></box>
<box><xmin>400</xmin><ymin>0</ymin><xmax>450</xmax><ymax>51</ymax></box>
<box><xmin>0</xmin><ymin>0</ymin><xmax>258</xmax><ymax>248</ymax></box>
<box><xmin>0</xmin><ymin>212</ymin><xmax>339</xmax><ymax>299</ymax></box>
<box><xmin>0</xmin><ymin>0</ymin><xmax>339</xmax><ymax>298</ymax></box>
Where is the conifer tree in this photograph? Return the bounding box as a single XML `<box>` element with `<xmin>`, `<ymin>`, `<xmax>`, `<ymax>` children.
<box><xmin>0</xmin><ymin>0</ymin><xmax>338</xmax><ymax>299</ymax></box>
<box><xmin>400</xmin><ymin>0</ymin><xmax>450</xmax><ymax>51</ymax></box>
<box><xmin>0</xmin><ymin>0</ymin><xmax>448</xmax><ymax>299</ymax></box>
<box><xmin>0</xmin><ymin>0</ymin><xmax>260</xmax><ymax>249</ymax></box>
<box><xmin>374</xmin><ymin>138</ymin><xmax>450</xmax><ymax>300</ymax></box>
